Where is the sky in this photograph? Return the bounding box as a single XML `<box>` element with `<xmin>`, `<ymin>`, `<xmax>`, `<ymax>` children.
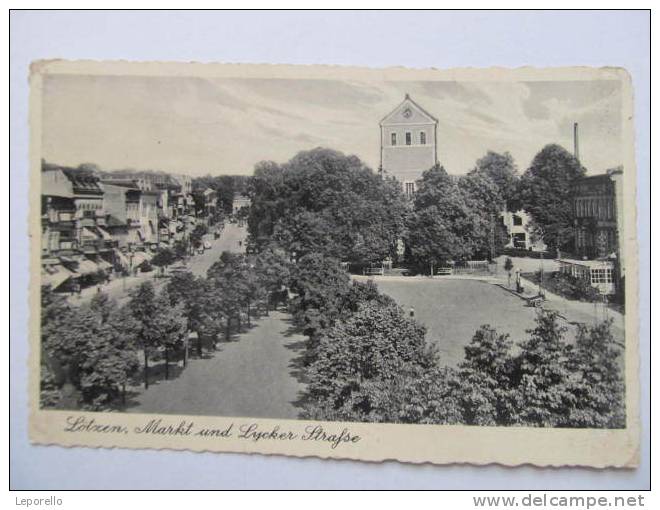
<box><xmin>41</xmin><ymin>74</ymin><xmax>623</xmax><ymax>177</ymax></box>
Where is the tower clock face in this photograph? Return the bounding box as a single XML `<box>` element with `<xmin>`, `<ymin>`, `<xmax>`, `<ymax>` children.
<box><xmin>402</xmin><ymin>107</ymin><xmax>412</xmax><ymax>118</ymax></box>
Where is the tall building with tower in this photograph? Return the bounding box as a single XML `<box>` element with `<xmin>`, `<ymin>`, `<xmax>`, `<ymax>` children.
<box><xmin>379</xmin><ymin>94</ymin><xmax>438</xmax><ymax>197</ymax></box>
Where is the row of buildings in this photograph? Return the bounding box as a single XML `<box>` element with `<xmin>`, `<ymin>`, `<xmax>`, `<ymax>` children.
<box><xmin>40</xmin><ymin>163</ymin><xmax>220</xmax><ymax>292</ymax></box>
<box><xmin>379</xmin><ymin>95</ymin><xmax>625</xmax><ymax>296</ymax></box>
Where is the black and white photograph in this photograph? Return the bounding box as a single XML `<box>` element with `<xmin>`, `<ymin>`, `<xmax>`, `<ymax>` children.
<box><xmin>27</xmin><ymin>60</ymin><xmax>640</xmax><ymax>468</ymax></box>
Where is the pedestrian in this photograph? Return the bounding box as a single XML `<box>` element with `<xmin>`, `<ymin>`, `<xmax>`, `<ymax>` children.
<box><xmin>409</xmin><ymin>306</ymin><xmax>415</xmax><ymax>319</ymax></box>
<box><xmin>515</xmin><ymin>268</ymin><xmax>522</xmax><ymax>294</ymax></box>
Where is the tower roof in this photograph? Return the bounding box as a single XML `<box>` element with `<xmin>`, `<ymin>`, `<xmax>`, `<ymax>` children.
<box><xmin>380</xmin><ymin>94</ymin><xmax>438</xmax><ymax>125</ymax></box>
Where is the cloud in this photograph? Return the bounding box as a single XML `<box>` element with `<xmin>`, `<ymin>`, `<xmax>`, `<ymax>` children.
<box><xmin>41</xmin><ymin>74</ymin><xmax>624</xmax><ymax>177</ymax></box>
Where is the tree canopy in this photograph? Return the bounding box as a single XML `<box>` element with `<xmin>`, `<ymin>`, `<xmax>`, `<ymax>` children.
<box><xmin>405</xmin><ymin>165</ymin><xmax>488</xmax><ymax>273</ymax></box>
<box><xmin>247</xmin><ymin>148</ymin><xmax>408</xmax><ymax>264</ymax></box>
<box><xmin>518</xmin><ymin>144</ymin><xmax>586</xmax><ymax>251</ymax></box>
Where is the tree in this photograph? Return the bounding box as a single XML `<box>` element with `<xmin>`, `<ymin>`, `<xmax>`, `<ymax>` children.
<box><xmin>288</xmin><ymin>253</ymin><xmax>351</xmax><ymax>348</ymax></box>
<box><xmin>41</xmin><ymin>290</ymin><xmax>140</xmax><ymax>409</ymax></box>
<box><xmin>167</xmin><ymin>271</ymin><xmax>206</xmax><ymax>358</ymax></box>
<box><xmin>247</xmin><ymin>148</ymin><xmax>407</xmax><ymax>264</ymax></box>
<box><xmin>242</xmin><ymin>267</ymin><xmax>266</xmax><ymax>327</ymax></box>
<box><xmin>458</xmin><ymin>326</ymin><xmax>517</xmax><ymax>425</ymax></box>
<box><xmin>126</xmin><ymin>282</ymin><xmax>160</xmax><ymax>389</ymax></box>
<box><xmin>518</xmin><ymin>144</ymin><xmax>586</xmax><ymax>252</ymax></box>
<box><xmin>151</xmin><ymin>247</ymin><xmax>177</xmax><ymax>274</ymax></box>
<box><xmin>406</xmin><ymin>165</ymin><xmax>484</xmax><ymax>274</ymax></box>
<box><xmin>207</xmin><ymin>252</ymin><xmax>250</xmax><ymax>340</ymax></box>
<box><xmin>458</xmin><ymin>171</ymin><xmax>507</xmax><ymax>258</ymax></box>
<box><xmin>192</xmin><ymin>174</ymin><xmax>242</xmax><ymax>215</ymax></box>
<box><xmin>77</xmin><ymin>301</ymin><xmax>140</xmax><ymax>409</ymax></box>
<box><xmin>40</xmin><ymin>288</ymin><xmax>84</xmax><ymax>408</ymax></box>
<box><xmin>511</xmin><ymin>310</ymin><xmax>575</xmax><ymax>427</ymax></box>
<box><xmin>197</xmin><ymin>278</ymin><xmax>228</xmax><ymax>350</ymax></box>
<box><xmin>173</xmin><ymin>239</ymin><xmax>189</xmax><ymax>260</ymax></box>
<box><xmin>468</xmin><ymin>151</ymin><xmax>520</xmax><ymax>210</ymax></box>
<box><xmin>151</xmin><ymin>289</ymin><xmax>187</xmax><ymax>380</ymax></box>
<box><xmin>366</xmin><ymin>364</ymin><xmax>463</xmax><ymax>425</ymax></box>
<box><xmin>254</xmin><ymin>247</ymin><xmax>292</xmax><ymax>311</ymax></box>
<box><xmin>189</xmin><ymin>223</ymin><xmax>209</xmax><ymax>249</ymax></box>
<box><xmin>567</xmin><ymin>319</ymin><xmax>625</xmax><ymax>428</ymax></box>
<box><xmin>303</xmin><ymin>300</ymin><xmax>434</xmax><ymax>422</ymax></box>
<box><xmin>272</xmin><ymin>210</ymin><xmax>336</xmax><ymax>260</ymax></box>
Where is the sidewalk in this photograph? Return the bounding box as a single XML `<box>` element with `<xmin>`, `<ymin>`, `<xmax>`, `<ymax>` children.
<box><xmin>516</xmin><ymin>275</ymin><xmax>625</xmax><ymax>339</ymax></box>
<box><xmin>66</xmin><ymin>270</ymin><xmax>160</xmax><ymax>306</ymax></box>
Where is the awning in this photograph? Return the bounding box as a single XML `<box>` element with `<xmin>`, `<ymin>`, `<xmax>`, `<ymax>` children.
<box><xmin>97</xmin><ymin>226</ymin><xmax>113</xmax><ymax>241</ymax></box>
<box><xmin>81</xmin><ymin>227</ymin><xmax>99</xmax><ymax>240</ymax></box>
<box><xmin>96</xmin><ymin>259</ymin><xmax>113</xmax><ymax>271</ymax></box>
<box><xmin>77</xmin><ymin>258</ymin><xmax>100</xmax><ymax>276</ymax></box>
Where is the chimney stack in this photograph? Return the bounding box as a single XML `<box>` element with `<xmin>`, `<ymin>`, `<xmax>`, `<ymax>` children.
<box><xmin>573</xmin><ymin>122</ymin><xmax>580</xmax><ymax>162</ymax></box>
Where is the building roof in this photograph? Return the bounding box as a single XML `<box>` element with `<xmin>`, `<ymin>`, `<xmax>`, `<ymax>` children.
<box><xmin>557</xmin><ymin>257</ymin><xmax>615</xmax><ymax>268</ymax></box>
<box><xmin>101</xmin><ymin>179</ymin><xmax>141</xmax><ymax>190</ymax></box>
<box><xmin>60</xmin><ymin>167</ymin><xmax>103</xmax><ymax>195</ymax></box>
<box><xmin>576</xmin><ymin>173</ymin><xmax>612</xmax><ymax>184</ymax></box>
<box><xmin>105</xmin><ymin>215</ymin><xmax>126</xmax><ymax>227</ymax></box>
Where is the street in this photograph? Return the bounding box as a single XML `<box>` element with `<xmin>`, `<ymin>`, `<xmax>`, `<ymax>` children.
<box><xmin>187</xmin><ymin>222</ymin><xmax>247</xmax><ymax>277</ymax></box>
<box><xmin>127</xmin><ymin>311</ymin><xmax>306</xmax><ymax>419</ymax></box>
<box><xmin>70</xmin><ymin>222</ymin><xmax>247</xmax><ymax>306</ymax></box>
<box><xmin>120</xmin><ymin>222</ymin><xmax>307</xmax><ymax>419</ymax></box>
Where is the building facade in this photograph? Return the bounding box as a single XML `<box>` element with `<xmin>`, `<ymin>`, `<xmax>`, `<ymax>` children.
<box><xmin>572</xmin><ymin>167</ymin><xmax>623</xmax><ymax>262</ymax></box>
<box><xmin>379</xmin><ymin>94</ymin><xmax>438</xmax><ymax>197</ymax></box>
<box><xmin>41</xmin><ymin>163</ymin><xmax>198</xmax><ymax>291</ymax></box>
<box><xmin>41</xmin><ymin>165</ymin><xmax>116</xmax><ymax>289</ymax></box>
<box><xmin>500</xmin><ymin>209</ymin><xmax>547</xmax><ymax>252</ymax></box>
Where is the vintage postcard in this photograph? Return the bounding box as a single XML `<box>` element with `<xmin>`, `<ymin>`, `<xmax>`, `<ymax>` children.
<box><xmin>28</xmin><ymin>61</ymin><xmax>639</xmax><ymax>467</ymax></box>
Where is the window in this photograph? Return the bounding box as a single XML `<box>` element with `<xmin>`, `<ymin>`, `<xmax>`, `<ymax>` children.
<box><xmin>405</xmin><ymin>132</ymin><xmax>412</xmax><ymax>146</ymax></box>
<box><xmin>591</xmin><ymin>268</ymin><xmax>613</xmax><ymax>284</ymax></box>
<box><xmin>420</xmin><ymin>132</ymin><xmax>426</xmax><ymax>145</ymax></box>
<box><xmin>404</xmin><ymin>182</ymin><xmax>415</xmax><ymax>197</ymax></box>
<box><xmin>391</xmin><ymin>133</ymin><xmax>397</xmax><ymax>146</ymax></box>
<box><xmin>512</xmin><ymin>215</ymin><xmax>523</xmax><ymax>226</ymax></box>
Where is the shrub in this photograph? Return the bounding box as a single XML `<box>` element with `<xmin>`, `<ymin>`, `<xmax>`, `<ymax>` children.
<box><xmin>538</xmin><ymin>271</ymin><xmax>602</xmax><ymax>302</ymax></box>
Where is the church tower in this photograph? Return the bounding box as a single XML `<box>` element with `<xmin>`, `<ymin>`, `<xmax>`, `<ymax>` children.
<box><xmin>379</xmin><ymin>94</ymin><xmax>438</xmax><ymax>197</ymax></box>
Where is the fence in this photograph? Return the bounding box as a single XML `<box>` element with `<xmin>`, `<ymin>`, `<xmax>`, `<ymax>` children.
<box><xmin>449</xmin><ymin>260</ymin><xmax>496</xmax><ymax>275</ymax></box>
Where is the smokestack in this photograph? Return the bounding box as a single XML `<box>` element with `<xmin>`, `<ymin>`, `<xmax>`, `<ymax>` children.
<box><xmin>573</xmin><ymin>122</ymin><xmax>580</xmax><ymax>162</ymax></box>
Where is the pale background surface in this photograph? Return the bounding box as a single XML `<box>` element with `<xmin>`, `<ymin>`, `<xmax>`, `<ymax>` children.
<box><xmin>10</xmin><ymin>10</ymin><xmax>650</xmax><ymax>489</ymax></box>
